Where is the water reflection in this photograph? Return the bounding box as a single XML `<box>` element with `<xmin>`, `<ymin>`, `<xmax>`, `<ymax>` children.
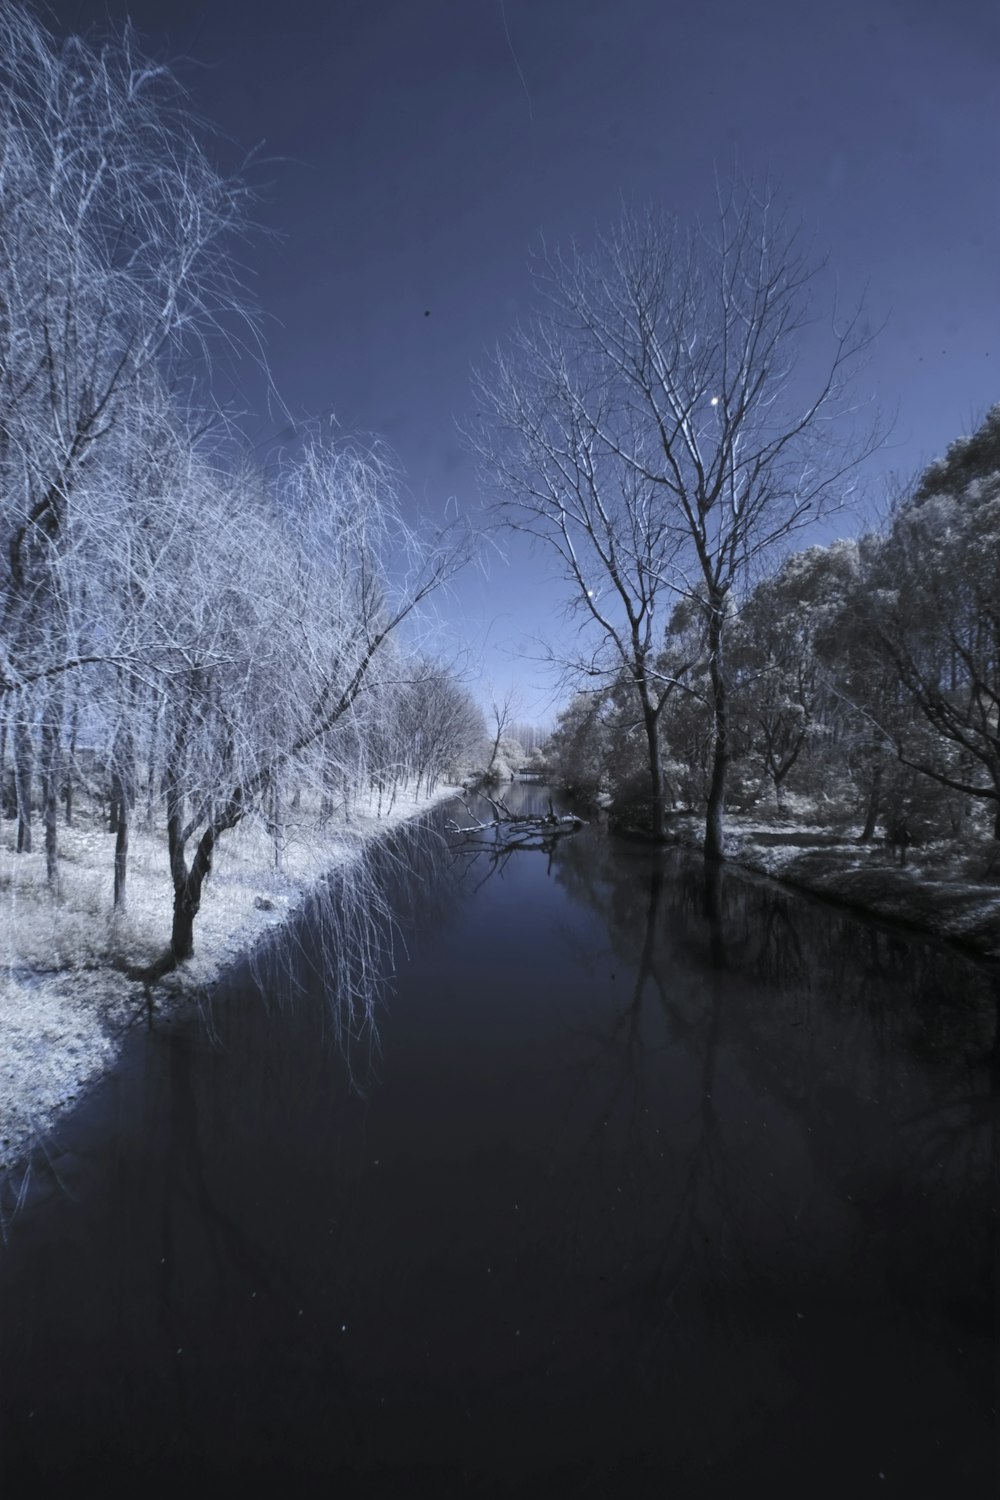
<box><xmin>550</xmin><ymin>813</ymin><xmax>998</xmax><ymax>1389</ymax></box>
<box><xmin>0</xmin><ymin>787</ymin><xmax>995</xmax><ymax>1494</ymax></box>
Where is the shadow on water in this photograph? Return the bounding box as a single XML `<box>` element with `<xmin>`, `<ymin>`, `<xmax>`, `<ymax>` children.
<box><xmin>0</xmin><ymin>785</ymin><xmax>997</xmax><ymax>1497</ymax></box>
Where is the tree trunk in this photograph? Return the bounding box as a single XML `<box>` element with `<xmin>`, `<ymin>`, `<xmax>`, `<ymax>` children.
<box><xmin>41</xmin><ymin>692</ymin><xmax>62</xmax><ymax>887</ymax></box>
<box><xmin>641</xmin><ymin>698</ymin><xmax>667</xmax><ymax>842</ymax></box>
<box><xmin>114</xmin><ymin>805</ymin><xmax>129</xmax><ymax>909</ymax></box>
<box><xmin>705</xmin><ymin>601</ymin><xmax>729</xmax><ymax>863</ymax></box>
<box><xmin>171</xmin><ymin>882</ymin><xmax>196</xmax><ymax>961</ymax></box>
<box><xmin>64</xmin><ymin>696</ymin><xmax>79</xmax><ymax>826</ymax></box>
<box><xmin>145</xmin><ymin>692</ymin><xmax>163</xmax><ymax>830</ymax></box>
<box><xmin>164</xmin><ymin>708</ymin><xmax>247</xmax><ymax>962</ymax></box>
<box><xmin>170</xmin><ymin>825</ymin><xmax>216</xmax><ymax>961</ymax></box>
<box><xmin>270</xmin><ymin>776</ymin><xmax>284</xmax><ymax>872</ymax></box>
<box><xmin>14</xmin><ymin>718</ymin><xmax>33</xmax><ymax>854</ymax></box>
<box><xmin>110</xmin><ymin>723</ymin><xmax>135</xmax><ymax>910</ymax></box>
<box><xmin>859</xmin><ymin>753</ymin><xmax>882</xmax><ymax>842</ymax></box>
<box><xmin>171</xmin><ymin>884</ymin><xmax>196</xmax><ymax>960</ymax></box>
<box><xmin>0</xmin><ymin>713</ymin><xmax>7</xmax><ymax>818</ymax></box>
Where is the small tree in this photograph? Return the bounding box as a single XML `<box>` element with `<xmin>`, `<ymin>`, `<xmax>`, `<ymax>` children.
<box><xmin>483</xmin><ymin>684</ymin><xmax>520</xmax><ymax>784</ymax></box>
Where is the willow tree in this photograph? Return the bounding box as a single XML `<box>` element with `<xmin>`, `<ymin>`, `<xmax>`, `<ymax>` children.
<box><xmin>473</xmin><ymin>180</ymin><xmax>879</xmax><ymax>855</ymax></box>
<box><xmin>156</xmin><ymin>440</ymin><xmax>470</xmax><ymax>963</ymax></box>
<box><xmin>0</xmin><ymin>2</ymin><xmax>249</xmax><ymax>879</ymax></box>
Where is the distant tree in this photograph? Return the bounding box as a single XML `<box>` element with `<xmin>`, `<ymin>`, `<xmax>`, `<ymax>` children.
<box><xmin>407</xmin><ymin>667</ymin><xmax>485</xmax><ymax>791</ymax></box>
<box><xmin>472</xmin><ymin>179</ymin><xmax>880</xmax><ymax>853</ymax></box>
<box><xmin>546</xmin><ymin>692</ymin><xmax>613</xmax><ymax>798</ymax></box>
<box><xmin>483</xmin><ymin>684</ymin><xmax>520</xmax><ymax>783</ymax></box>
<box><xmin>807</xmin><ymin>536</ymin><xmax>906</xmax><ymax>837</ymax></box>
<box><xmin>510</xmin><ymin>721</ymin><xmax>549</xmax><ymax>755</ymax></box>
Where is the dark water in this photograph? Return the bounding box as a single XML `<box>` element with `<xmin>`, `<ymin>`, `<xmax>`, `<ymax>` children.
<box><xmin>0</xmin><ymin>785</ymin><xmax>997</xmax><ymax>1498</ymax></box>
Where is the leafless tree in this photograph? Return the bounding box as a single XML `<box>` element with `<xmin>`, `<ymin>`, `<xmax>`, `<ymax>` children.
<box><xmin>483</xmin><ymin>682</ymin><xmax>521</xmax><ymax>782</ymax></box>
<box><xmin>472</xmin><ymin>179</ymin><xmax>880</xmax><ymax>853</ymax></box>
<box><xmin>399</xmin><ymin>660</ymin><xmax>486</xmax><ymax>795</ymax></box>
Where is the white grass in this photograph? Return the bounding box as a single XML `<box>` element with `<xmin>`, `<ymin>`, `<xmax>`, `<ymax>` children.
<box><xmin>0</xmin><ymin>781</ymin><xmax>456</xmax><ymax>1174</ymax></box>
<box><xmin>717</xmin><ymin>815</ymin><xmax>1000</xmax><ymax>954</ymax></box>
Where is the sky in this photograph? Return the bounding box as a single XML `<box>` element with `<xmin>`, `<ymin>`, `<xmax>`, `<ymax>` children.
<box><xmin>58</xmin><ymin>0</ymin><xmax>1000</xmax><ymax>722</ymax></box>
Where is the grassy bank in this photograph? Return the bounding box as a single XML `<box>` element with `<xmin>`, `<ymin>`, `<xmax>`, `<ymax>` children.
<box><xmin>0</xmin><ymin>782</ymin><xmax>455</xmax><ymax>1177</ymax></box>
<box><xmin>659</xmin><ymin>812</ymin><xmax>1000</xmax><ymax>961</ymax></box>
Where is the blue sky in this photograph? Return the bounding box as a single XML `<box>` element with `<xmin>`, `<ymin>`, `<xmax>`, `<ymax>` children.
<box><xmin>62</xmin><ymin>0</ymin><xmax>1000</xmax><ymax>721</ymax></box>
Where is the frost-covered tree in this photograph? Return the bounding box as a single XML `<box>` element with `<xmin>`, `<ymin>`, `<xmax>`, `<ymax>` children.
<box><xmin>0</xmin><ymin>2</ymin><xmax>250</xmax><ymax>889</ymax></box>
<box><xmin>0</xmin><ymin>5</ymin><xmax>479</xmax><ymax>998</ymax></box>
<box><xmin>482</xmin><ymin>685</ymin><xmax>520</xmax><ymax>784</ymax></box>
<box><xmin>155</xmin><ymin>440</ymin><xmax>469</xmax><ymax>962</ymax></box>
<box><xmin>0</xmin><ymin>3</ymin><xmax>248</xmax><ymax>697</ymax></box>
<box><xmin>403</xmin><ymin>665</ymin><xmax>486</xmax><ymax>792</ymax></box>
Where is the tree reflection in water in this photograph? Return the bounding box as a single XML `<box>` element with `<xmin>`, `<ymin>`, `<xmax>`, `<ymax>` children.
<box><xmin>0</xmin><ymin>789</ymin><xmax>996</xmax><ymax>1491</ymax></box>
<box><xmin>238</xmin><ymin>813</ymin><xmax>469</xmax><ymax>1090</ymax></box>
<box><xmin>549</xmin><ymin>821</ymin><xmax>998</xmax><ymax>1377</ymax></box>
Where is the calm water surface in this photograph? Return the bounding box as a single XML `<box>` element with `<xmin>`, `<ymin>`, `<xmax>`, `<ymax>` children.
<box><xmin>0</xmin><ymin>785</ymin><xmax>996</xmax><ymax>1497</ymax></box>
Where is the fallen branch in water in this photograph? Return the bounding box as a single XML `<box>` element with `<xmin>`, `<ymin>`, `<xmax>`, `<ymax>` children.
<box><xmin>447</xmin><ymin>794</ymin><xmax>586</xmax><ymax>850</ymax></box>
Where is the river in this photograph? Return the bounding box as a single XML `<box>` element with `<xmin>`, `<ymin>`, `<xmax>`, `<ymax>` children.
<box><xmin>0</xmin><ymin>784</ymin><xmax>996</xmax><ymax>1497</ymax></box>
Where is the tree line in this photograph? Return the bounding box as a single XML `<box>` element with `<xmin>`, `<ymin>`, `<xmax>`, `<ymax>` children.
<box><xmin>5</xmin><ymin>0</ymin><xmax>995</xmax><ymax>985</ymax></box>
<box><xmin>0</xmin><ymin>4</ymin><xmax>483</xmax><ymax>965</ymax></box>
<box><xmin>543</xmin><ymin>408</ymin><xmax>1000</xmax><ymax>848</ymax></box>
<box><xmin>471</xmin><ymin>182</ymin><xmax>998</xmax><ymax>852</ymax></box>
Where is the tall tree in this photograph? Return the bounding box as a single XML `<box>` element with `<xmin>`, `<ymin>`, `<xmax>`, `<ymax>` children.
<box><xmin>473</xmin><ymin>179</ymin><xmax>879</xmax><ymax>854</ymax></box>
<box><xmin>0</xmin><ymin>2</ymin><xmax>249</xmax><ymax>707</ymax></box>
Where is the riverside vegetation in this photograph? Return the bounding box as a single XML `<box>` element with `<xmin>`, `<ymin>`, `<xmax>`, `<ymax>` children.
<box><xmin>0</xmin><ymin>4</ymin><xmax>486</xmax><ymax>1178</ymax></box>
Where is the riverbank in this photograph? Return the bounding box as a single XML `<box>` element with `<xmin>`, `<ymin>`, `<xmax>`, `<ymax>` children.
<box><xmin>659</xmin><ymin>811</ymin><xmax>1000</xmax><ymax>962</ymax></box>
<box><xmin>0</xmin><ymin>783</ymin><xmax>456</xmax><ymax>1178</ymax></box>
